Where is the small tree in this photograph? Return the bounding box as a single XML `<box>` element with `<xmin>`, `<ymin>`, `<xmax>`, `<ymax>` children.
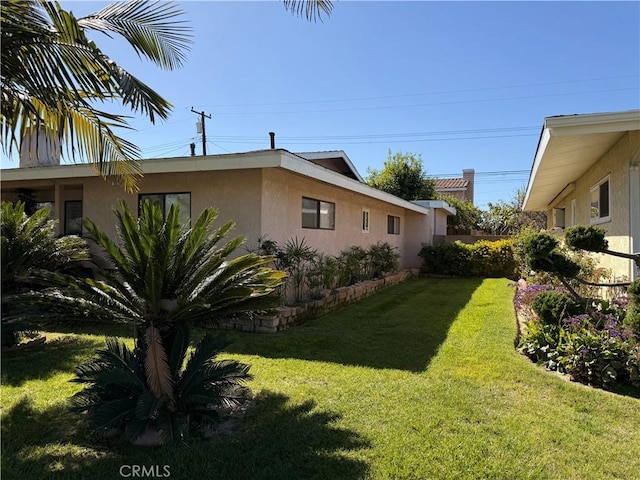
<box><xmin>366</xmin><ymin>150</ymin><xmax>436</xmax><ymax>201</ymax></box>
<box><xmin>437</xmin><ymin>194</ymin><xmax>481</xmax><ymax>234</ymax></box>
<box><xmin>516</xmin><ymin>225</ymin><xmax>639</xmax><ymax>302</ymax></box>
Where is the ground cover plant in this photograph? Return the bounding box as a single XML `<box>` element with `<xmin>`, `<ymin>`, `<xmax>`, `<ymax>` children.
<box><xmin>515</xmin><ymin>281</ymin><xmax>640</xmax><ymax>389</ymax></box>
<box><xmin>2</xmin><ymin>278</ymin><xmax>639</xmax><ymax>479</ymax></box>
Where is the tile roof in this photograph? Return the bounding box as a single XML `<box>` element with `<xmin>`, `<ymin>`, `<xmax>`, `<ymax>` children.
<box><xmin>434</xmin><ymin>178</ymin><xmax>469</xmax><ymax>190</ymax></box>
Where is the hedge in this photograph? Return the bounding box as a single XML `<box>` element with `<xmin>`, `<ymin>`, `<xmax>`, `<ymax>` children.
<box><xmin>419</xmin><ymin>239</ymin><xmax>517</xmax><ymax>279</ymax></box>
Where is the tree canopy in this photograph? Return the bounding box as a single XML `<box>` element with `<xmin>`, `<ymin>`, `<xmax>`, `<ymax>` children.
<box><xmin>480</xmin><ymin>188</ymin><xmax>547</xmax><ymax>235</ymax></box>
<box><xmin>366</xmin><ymin>150</ymin><xmax>436</xmax><ymax>201</ymax></box>
<box><xmin>436</xmin><ymin>194</ymin><xmax>482</xmax><ymax>233</ymax></box>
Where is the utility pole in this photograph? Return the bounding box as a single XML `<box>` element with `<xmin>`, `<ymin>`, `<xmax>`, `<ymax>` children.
<box><xmin>190</xmin><ymin>107</ymin><xmax>211</xmax><ymax>156</ymax></box>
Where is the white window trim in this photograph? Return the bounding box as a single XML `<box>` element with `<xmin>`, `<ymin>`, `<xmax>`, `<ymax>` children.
<box><xmin>362</xmin><ymin>209</ymin><xmax>370</xmax><ymax>233</ymax></box>
<box><xmin>590</xmin><ymin>175</ymin><xmax>611</xmax><ymax>225</ymax></box>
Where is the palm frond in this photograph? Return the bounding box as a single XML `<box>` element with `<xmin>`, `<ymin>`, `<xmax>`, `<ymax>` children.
<box><xmin>177</xmin><ymin>333</ymin><xmax>230</xmax><ymax>395</ymax></box>
<box><xmin>282</xmin><ymin>0</ymin><xmax>334</xmax><ymax>22</ymax></box>
<box><xmin>79</xmin><ymin>0</ymin><xmax>192</xmax><ymax>70</ymax></box>
<box><xmin>143</xmin><ymin>325</ymin><xmax>175</xmax><ymax>404</ymax></box>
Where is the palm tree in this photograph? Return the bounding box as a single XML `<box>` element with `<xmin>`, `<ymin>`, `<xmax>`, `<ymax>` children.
<box><xmin>5</xmin><ymin>199</ymin><xmax>285</xmax><ymax>444</ymax></box>
<box><xmin>1</xmin><ymin>0</ymin><xmax>192</xmax><ymax>192</ymax></box>
<box><xmin>1</xmin><ymin>201</ymin><xmax>89</xmax><ymax>346</ymax></box>
<box><xmin>1</xmin><ymin>1</ymin><xmax>333</xmax><ymax>192</ymax></box>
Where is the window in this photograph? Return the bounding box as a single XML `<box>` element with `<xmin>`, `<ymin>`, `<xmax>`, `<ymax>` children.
<box><xmin>139</xmin><ymin>193</ymin><xmax>191</xmax><ymax>225</ymax></box>
<box><xmin>302</xmin><ymin>197</ymin><xmax>335</xmax><ymax>230</ymax></box>
<box><xmin>64</xmin><ymin>200</ymin><xmax>83</xmax><ymax>235</ymax></box>
<box><xmin>590</xmin><ymin>176</ymin><xmax>610</xmax><ymax>224</ymax></box>
<box><xmin>362</xmin><ymin>209</ymin><xmax>370</xmax><ymax>233</ymax></box>
<box><xmin>570</xmin><ymin>199</ymin><xmax>577</xmax><ymax>227</ymax></box>
<box><xmin>552</xmin><ymin>207</ymin><xmax>565</xmax><ymax>229</ymax></box>
<box><xmin>387</xmin><ymin>215</ymin><xmax>400</xmax><ymax>235</ymax></box>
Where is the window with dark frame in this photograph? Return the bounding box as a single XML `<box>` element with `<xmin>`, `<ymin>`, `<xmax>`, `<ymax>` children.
<box><xmin>139</xmin><ymin>193</ymin><xmax>191</xmax><ymax>225</ymax></box>
<box><xmin>387</xmin><ymin>215</ymin><xmax>400</xmax><ymax>234</ymax></box>
<box><xmin>302</xmin><ymin>197</ymin><xmax>335</xmax><ymax>230</ymax></box>
<box><xmin>64</xmin><ymin>200</ymin><xmax>83</xmax><ymax>235</ymax></box>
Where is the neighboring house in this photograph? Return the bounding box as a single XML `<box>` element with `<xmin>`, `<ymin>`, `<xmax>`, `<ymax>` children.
<box><xmin>522</xmin><ymin>110</ymin><xmax>640</xmax><ymax>282</ymax></box>
<box><xmin>433</xmin><ymin>169</ymin><xmax>475</xmax><ymax>203</ymax></box>
<box><xmin>1</xmin><ymin>148</ymin><xmax>455</xmax><ymax>269</ymax></box>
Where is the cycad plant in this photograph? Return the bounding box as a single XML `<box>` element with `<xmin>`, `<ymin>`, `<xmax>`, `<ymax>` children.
<box><xmin>7</xmin><ymin>200</ymin><xmax>285</xmax><ymax>444</ymax></box>
<box><xmin>1</xmin><ymin>201</ymin><xmax>88</xmax><ymax>346</ymax></box>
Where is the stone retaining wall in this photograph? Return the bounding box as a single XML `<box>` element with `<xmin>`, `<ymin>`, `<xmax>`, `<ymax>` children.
<box><xmin>216</xmin><ymin>269</ymin><xmax>418</xmax><ymax>333</ymax></box>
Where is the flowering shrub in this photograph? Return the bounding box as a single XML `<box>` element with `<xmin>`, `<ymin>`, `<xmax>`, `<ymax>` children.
<box><xmin>557</xmin><ymin>313</ymin><xmax>639</xmax><ymax>387</ymax></box>
<box><xmin>516</xmin><ymin>283</ymin><xmax>640</xmax><ymax>389</ymax></box>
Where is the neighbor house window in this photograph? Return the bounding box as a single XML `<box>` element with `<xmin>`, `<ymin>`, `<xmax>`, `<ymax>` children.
<box><xmin>302</xmin><ymin>197</ymin><xmax>335</xmax><ymax>230</ymax></box>
<box><xmin>64</xmin><ymin>200</ymin><xmax>83</xmax><ymax>235</ymax></box>
<box><xmin>387</xmin><ymin>215</ymin><xmax>400</xmax><ymax>235</ymax></box>
<box><xmin>362</xmin><ymin>209</ymin><xmax>370</xmax><ymax>233</ymax></box>
<box><xmin>139</xmin><ymin>193</ymin><xmax>191</xmax><ymax>225</ymax></box>
<box><xmin>590</xmin><ymin>176</ymin><xmax>610</xmax><ymax>224</ymax></box>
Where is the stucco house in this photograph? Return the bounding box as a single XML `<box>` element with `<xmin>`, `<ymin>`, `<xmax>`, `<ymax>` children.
<box><xmin>0</xmin><ymin>148</ymin><xmax>455</xmax><ymax>270</ymax></box>
<box><xmin>522</xmin><ymin>110</ymin><xmax>640</xmax><ymax>282</ymax></box>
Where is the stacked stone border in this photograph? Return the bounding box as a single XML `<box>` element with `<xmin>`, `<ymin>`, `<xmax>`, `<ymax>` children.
<box><xmin>217</xmin><ymin>269</ymin><xmax>419</xmax><ymax>333</ymax></box>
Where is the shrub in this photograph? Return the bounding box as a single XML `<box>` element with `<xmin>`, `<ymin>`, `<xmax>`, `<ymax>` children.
<box><xmin>531</xmin><ymin>291</ymin><xmax>582</xmax><ymax>325</ymax></box>
<box><xmin>565</xmin><ymin>225</ymin><xmax>608</xmax><ymax>252</ymax></box>
<box><xmin>466</xmin><ymin>239</ymin><xmax>518</xmax><ymax>278</ymax></box>
<box><xmin>516</xmin><ymin>283</ymin><xmax>640</xmax><ymax>390</ymax></box>
<box><xmin>419</xmin><ymin>239</ymin><xmax>516</xmax><ymax>278</ymax></box>
<box><xmin>367</xmin><ymin>242</ymin><xmax>400</xmax><ymax>278</ymax></box>
<box><xmin>556</xmin><ymin>315</ymin><xmax>639</xmax><ymax>388</ymax></box>
<box><xmin>419</xmin><ymin>242</ymin><xmax>470</xmax><ymax>276</ymax></box>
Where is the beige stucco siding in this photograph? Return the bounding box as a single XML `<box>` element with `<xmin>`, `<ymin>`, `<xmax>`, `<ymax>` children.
<box><xmin>1</xmin><ymin>161</ymin><xmax>432</xmax><ymax>269</ymax></box>
<box><xmin>259</xmin><ymin>168</ymin><xmax>426</xmax><ymax>268</ymax></box>
<box><xmin>549</xmin><ymin>131</ymin><xmax>640</xmax><ymax>281</ymax></box>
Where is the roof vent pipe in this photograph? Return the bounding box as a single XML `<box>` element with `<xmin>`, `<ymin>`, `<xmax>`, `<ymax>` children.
<box><xmin>269</xmin><ymin>131</ymin><xmax>275</xmax><ymax>149</ymax></box>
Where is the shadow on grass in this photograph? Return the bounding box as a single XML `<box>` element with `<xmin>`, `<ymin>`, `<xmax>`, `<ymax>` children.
<box><xmin>225</xmin><ymin>277</ymin><xmax>483</xmax><ymax>372</ymax></box>
<box><xmin>1</xmin><ymin>392</ymin><xmax>370</xmax><ymax>480</ymax></box>
<box><xmin>1</xmin><ymin>335</ymin><xmax>102</xmax><ymax>387</ymax></box>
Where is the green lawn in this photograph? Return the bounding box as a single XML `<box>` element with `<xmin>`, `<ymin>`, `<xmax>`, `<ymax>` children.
<box><xmin>2</xmin><ymin>277</ymin><xmax>639</xmax><ymax>479</ymax></box>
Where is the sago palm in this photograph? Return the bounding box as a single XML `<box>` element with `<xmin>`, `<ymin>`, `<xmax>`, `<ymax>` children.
<box><xmin>1</xmin><ymin>201</ymin><xmax>88</xmax><ymax>346</ymax></box>
<box><xmin>7</xmin><ymin>199</ymin><xmax>285</xmax><ymax>443</ymax></box>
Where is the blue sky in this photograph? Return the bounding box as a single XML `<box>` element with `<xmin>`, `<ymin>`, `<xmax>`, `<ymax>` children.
<box><xmin>3</xmin><ymin>1</ymin><xmax>639</xmax><ymax>209</ymax></box>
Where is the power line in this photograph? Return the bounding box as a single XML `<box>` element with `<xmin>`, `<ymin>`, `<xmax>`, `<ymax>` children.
<box><xmin>198</xmin><ymin>74</ymin><xmax>639</xmax><ymax>108</ymax></box>
<box><xmin>208</xmin><ymin>87</ymin><xmax>638</xmax><ymax>116</ymax></box>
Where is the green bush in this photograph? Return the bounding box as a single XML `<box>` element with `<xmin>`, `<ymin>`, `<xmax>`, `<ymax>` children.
<box><xmin>419</xmin><ymin>239</ymin><xmax>517</xmax><ymax>278</ymax></box>
<box><xmin>565</xmin><ymin>225</ymin><xmax>608</xmax><ymax>252</ymax></box>
<box><xmin>556</xmin><ymin>325</ymin><xmax>639</xmax><ymax>388</ymax></box>
<box><xmin>531</xmin><ymin>291</ymin><xmax>582</xmax><ymax>325</ymax></box>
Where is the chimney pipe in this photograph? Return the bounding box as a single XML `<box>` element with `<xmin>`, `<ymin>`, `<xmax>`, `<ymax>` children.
<box><xmin>269</xmin><ymin>131</ymin><xmax>275</xmax><ymax>149</ymax></box>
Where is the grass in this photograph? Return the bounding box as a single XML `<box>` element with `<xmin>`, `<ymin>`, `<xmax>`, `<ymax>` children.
<box><xmin>2</xmin><ymin>277</ymin><xmax>639</xmax><ymax>479</ymax></box>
